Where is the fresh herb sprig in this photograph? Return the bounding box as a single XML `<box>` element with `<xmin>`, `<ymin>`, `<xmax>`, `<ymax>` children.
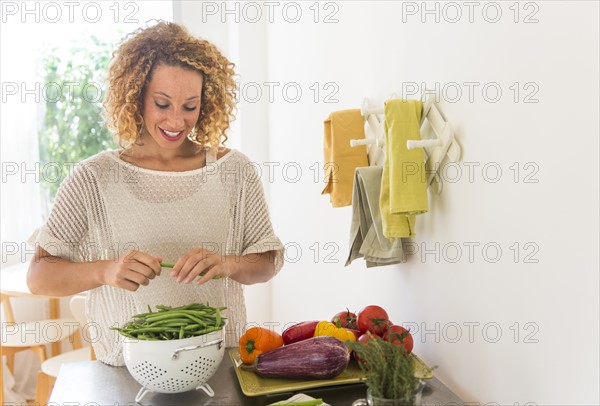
<box><xmin>347</xmin><ymin>335</ymin><xmax>421</xmax><ymax>400</ymax></box>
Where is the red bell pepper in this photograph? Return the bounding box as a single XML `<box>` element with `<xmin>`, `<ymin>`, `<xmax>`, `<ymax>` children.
<box><xmin>282</xmin><ymin>320</ymin><xmax>319</xmax><ymax>345</ymax></box>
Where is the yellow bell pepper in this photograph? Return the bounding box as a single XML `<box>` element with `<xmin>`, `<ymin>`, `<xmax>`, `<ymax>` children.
<box><xmin>314</xmin><ymin>320</ymin><xmax>357</xmax><ymax>342</ymax></box>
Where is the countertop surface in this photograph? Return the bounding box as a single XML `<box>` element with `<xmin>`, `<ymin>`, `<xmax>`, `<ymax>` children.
<box><xmin>49</xmin><ymin>358</ymin><xmax>464</xmax><ymax>405</ymax></box>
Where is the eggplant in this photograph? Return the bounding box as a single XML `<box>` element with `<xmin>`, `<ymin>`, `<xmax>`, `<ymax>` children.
<box><xmin>282</xmin><ymin>320</ymin><xmax>320</xmax><ymax>345</ymax></box>
<box><xmin>254</xmin><ymin>336</ymin><xmax>350</xmax><ymax>379</ymax></box>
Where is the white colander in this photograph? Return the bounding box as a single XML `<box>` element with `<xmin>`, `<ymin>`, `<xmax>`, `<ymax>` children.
<box><xmin>122</xmin><ymin>325</ymin><xmax>225</xmax><ymax>402</ymax></box>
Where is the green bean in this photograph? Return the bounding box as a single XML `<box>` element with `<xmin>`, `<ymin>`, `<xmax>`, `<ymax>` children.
<box><xmin>281</xmin><ymin>399</ymin><xmax>324</xmax><ymax>406</ymax></box>
<box><xmin>127</xmin><ymin>327</ymin><xmax>169</xmax><ymax>333</ymax></box>
<box><xmin>187</xmin><ymin>325</ymin><xmax>222</xmax><ymax>335</ymax></box>
<box><xmin>145</xmin><ymin>311</ymin><xmax>193</xmax><ymax>321</ymax></box>
<box><xmin>114</xmin><ymin>329</ymin><xmax>136</xmax><ymax>339</ymax></box>
<box><xmin>184</xmin><ymin>303</ymin><xmax>207</xmax><ymax>310</ymax></box>
<box><xmin>167</xmin><ymin>309</ymin><xmax>207</xmax><ymax>317</ymax></box>
<box><xmin>159</xmin><ymin>262</ymin><xmax>223</xmax><ymax>280</ymax></box>
<box><xmin>147</xmin><ymin>313</ymin><xmax>204</xmax><ymax>325</ymax></box>
<box><xmin>148</xmin><ymin>318</ymin><xmax>190</xmax><ymax>325</ymax></box>
<box><xmin>151</xmin><ymin>322</ymin><xmax>188</xmax><ymax>328</ymax></box>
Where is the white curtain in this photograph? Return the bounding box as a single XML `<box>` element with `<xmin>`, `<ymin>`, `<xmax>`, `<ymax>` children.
<box><xmin>0</xmin><ymin>19</ymin><xmax>44</xmax><ymax>267</ymax></box>
<box><xmin>0</xmin><ymin>18</ymin><xmax>46</xmax><ymax>401</ymax></box>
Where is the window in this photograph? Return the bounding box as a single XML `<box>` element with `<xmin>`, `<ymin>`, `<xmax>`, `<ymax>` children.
<box><xmin>1</xmin><ymin>1</ymin><xmax>173</xmax><ymax>267</ymax></box>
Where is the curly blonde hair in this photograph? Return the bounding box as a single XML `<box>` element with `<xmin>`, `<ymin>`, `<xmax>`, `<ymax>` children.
<box><xmin>103</xmin><ymin>21</ymin><xmax>237</xmax><ymax>150</ymax></box>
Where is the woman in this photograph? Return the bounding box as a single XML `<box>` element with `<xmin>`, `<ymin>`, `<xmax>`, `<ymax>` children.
<box><xmin>27</xmin><ymin>21</ymin><xmax>284</xmax><ymax>366</ymax></box>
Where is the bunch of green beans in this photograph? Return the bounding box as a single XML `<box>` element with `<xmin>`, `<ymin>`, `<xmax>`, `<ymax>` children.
<box><xmin>112</xmin><ymin>303</ymin><xmax>227</xmax><ymax>340</ymax></box>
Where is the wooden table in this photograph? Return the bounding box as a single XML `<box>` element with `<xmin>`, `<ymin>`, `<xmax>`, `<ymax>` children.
<box><xmin>1</xmin><ymin>262</ymin><xmax>64</xmax><ymax>356</ymax></box>
<box><xmin>49</xmin><ymin>360</ymin><xmax>464</xmax><ymax>405</ymax></box>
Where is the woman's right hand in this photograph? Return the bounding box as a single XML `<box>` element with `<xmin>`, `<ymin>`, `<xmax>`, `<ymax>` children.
<box><xmin>101</xmin><ymin>250</ymin><xmax>163</xmax><ymax>291</ymax></box>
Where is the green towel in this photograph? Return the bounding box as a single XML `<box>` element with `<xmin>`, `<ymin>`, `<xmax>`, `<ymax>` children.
<box><xmin>346</xmin><ymin>166</ymin><xmax>405</xmax><ymax>268</ymax></box>
<box><xmin>380</xmin><ymin>99</ymin><xmax>428</xmax><ymax>239</ymax></box>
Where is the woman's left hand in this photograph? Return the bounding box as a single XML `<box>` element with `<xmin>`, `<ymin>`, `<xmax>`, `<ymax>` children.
<box><xmin>171</xmin><ymin>247</ymin><xmax>232</xmax><ymax>285</ymax></box>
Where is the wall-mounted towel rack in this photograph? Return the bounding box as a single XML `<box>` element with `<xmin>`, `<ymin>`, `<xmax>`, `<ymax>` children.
<box><xmin>350</xmin><ymin>94</ymin><xmax>461</xmax><ymax>194</ymax></box>
<box><xmin>350</xmin><ymin>137</ymin><xmax>385</xmax><ymax>148</ymax></box>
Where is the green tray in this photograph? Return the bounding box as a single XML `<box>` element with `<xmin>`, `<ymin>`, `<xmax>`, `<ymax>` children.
<box><xmin>229</xmin><ymin>348</ymin><xmax>432</xmax><ymax>397</ymax></box>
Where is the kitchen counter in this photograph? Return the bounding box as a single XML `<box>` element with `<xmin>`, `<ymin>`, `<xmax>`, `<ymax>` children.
<box><xmin>49</xmin><ymin>359</ymin><xmax>463</xmax><ymax>405</ymax></box>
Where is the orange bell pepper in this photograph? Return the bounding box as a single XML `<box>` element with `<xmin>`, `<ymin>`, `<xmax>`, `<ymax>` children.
<box><xmin>239</xmin><ymin>327</ymin><xmax>284</xmax><ymax>364</ymax></box>
<box><xmin>313</xmin><ymin>320</ymin><xmax>357</xmax><ymax>343</ymax></box>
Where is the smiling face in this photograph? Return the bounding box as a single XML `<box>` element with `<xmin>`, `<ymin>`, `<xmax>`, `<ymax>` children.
<box><xmin>141</xmin><ymin>64</ymin><xmax>203</xmax><ymax>153</ymax></box>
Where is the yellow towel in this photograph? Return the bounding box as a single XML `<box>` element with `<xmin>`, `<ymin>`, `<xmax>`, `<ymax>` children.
<box><xmin>321</xmin><ymin>109</ymin><xmax>368</xmax><ymax>207</ymax></box>
<box><xmin>380</xmin><ymin>99</ymin><xmax>428</xmax><ymax>238</ymax></box>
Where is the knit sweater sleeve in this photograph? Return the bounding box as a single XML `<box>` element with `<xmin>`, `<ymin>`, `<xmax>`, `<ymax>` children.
<box><xmin>237</xmin><ymin>157</ymin><xmax>285</xmax><ymax>275</ymax></box>
<box><xmin>28</xmin><ymin>160</ymin><xmax>91</xmax><ymax>262</ymax></box>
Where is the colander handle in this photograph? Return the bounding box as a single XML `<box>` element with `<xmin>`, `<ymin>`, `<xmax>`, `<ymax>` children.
<box><xmin>171</xmin><ymin>338</ymin><xmax>224</xmax><ymax>360</ymax></box>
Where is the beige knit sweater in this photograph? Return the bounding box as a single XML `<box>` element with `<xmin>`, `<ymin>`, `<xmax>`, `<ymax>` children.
<box><xmin>29</xmin><ymin>149</ymin><xmax>284</xmax><ymax>366</ymax></box>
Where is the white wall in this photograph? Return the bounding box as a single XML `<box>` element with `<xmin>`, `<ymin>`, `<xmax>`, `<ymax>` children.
<box><xmin>178</xmin><ymin>1</ymin><xmax>599</xmax><ymax>404</ymax></box>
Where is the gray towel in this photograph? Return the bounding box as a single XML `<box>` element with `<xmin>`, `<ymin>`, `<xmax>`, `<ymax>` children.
<box><xmin>346</xmin><ymin>166</ymin><xmax>405</xmax><ymax>268</ymax></box>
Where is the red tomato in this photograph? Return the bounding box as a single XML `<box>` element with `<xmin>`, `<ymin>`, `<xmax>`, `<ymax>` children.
<box><xmin>358</xmin><ymin>332</ymin><xmax>380</xmax><ymax>344</ymax></box>
<box><xmin>357</xmin><ymin>305</ymin><xmax>390</xmax><ymax>336</ymax></box>
<box><xmin>331</xmin><ymin>309</ymin><xmax>357</xmax><ymax>330</ymax></box>
<box><xmin>353</xmin><ymin>332</ymin><xmax>381</xmax><ymax>363</ymax></box>
<box><xmin>383</xmin><ymin>325</ymin><xmax>414</xmax><ymax>355</ymax></box>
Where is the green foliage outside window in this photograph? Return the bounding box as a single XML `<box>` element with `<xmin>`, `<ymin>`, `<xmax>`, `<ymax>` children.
<box><xmin>39</xmin><ymin>35</ymin><xmax>117</xmax><ymax>203</ymax></box>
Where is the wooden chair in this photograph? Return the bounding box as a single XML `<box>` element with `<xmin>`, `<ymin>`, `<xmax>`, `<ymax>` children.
<box><xmin>35</xmin><ymin>296</ymin><xmax>94</xmax><ymax>404</ymax></box>
<box><xmin>1</xmin><ymin>293</ymin><xmax>78</xmax><ymax>403</ymax></box>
